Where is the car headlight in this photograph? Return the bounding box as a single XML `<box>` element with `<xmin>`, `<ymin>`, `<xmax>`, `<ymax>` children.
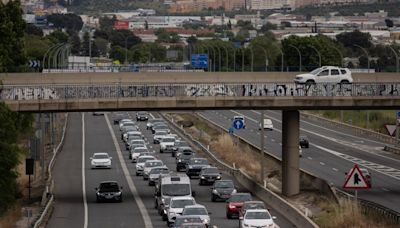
<box><xmin>229</xmin><ymin>205</ymin><xmax>236</xmax><ymax>209</ymax></box>
<box><xmin>115</xmin><ymin>192</ymin><xmax>121</xmax><ymax>196</ymax></box>
<box><xmin>188</xmin><ymin>165</ymin><xmax>193</xmax><ymax>169</ymax></box>
<box><xmin>201</xmin><ymin>176</ymin><xmax>205</xmax><ymax>179</ymax></box>
<box><xmin>178</xmin><ymin>159</ymin><xmax>182</xmax><ymax>162</ymax></box>
<box><xmin>212</xmin><ymin>189</ymin><xmax>218</xmax><ymax>194</ymax></box>
<box><xmin>203</xmin><ymin>218</ymin><xmax>208</xmax><ymax>224</ymax></box>
<box><xmin>161</xmin><ymin>198</ymin><xmax>165</xmax><ymax>204</ymax></box>
<box><xmin>216</xmin><ymin>175</ymin><xmax>221</xmax><ymax>179</ymax></box>
<box><xmin>232</xmin><ymin>189</ymin><xmax>237</xmax><ymax>194</ymax></box>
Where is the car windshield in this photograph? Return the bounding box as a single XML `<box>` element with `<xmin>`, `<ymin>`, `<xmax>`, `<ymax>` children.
<box><xmin>244</xmin><ymin>203</ymin><xmax>265</xmax><ymax>210</ymax></box>
<box><xmin>229</xmin><ymin>194</ymin><xmax>252</xmax><ymax>202</ymax></box>
<box><xmin>309</xmin><ymin>68</ymin><xmax>321</xmax><ymax>75</ymax></box>
<box><xmin>93</xmin><ymin>154</ymin><xmax>109</xmax><ymax>159</ymax></box>
<box><xmin>137</xmin><ymin>157</ymin><xmax>154</xmax><ymax>163</ymax></box>
<box><xmin>130</xmin><ymin>140</ymin><xmax>144</xmax><ymax>145</ymax></box>
<box><xmin>124</xmin><ymin>122</ymin><xmax>135</xmax><ymax>126</ymax></box>
<box><xmin>138</xmin><ymin>112</ymin><xmax>148</xmax><ymax>115</ymax></box>
<box><xmin>203</xmin><ymin>168</ymin><xmax>219</xmax><ymax>174</ymax></box>
<box><xmin>134</xmin><ymin>148</ymin><xmax>148</xmax><ymax>153</ymax></box>
<box><xmin>215</xmin><ymin>181</ymin><xmax>234</xmax><ymax>188</ymax></box>
<box><xmin>174</xmin><ymin>217</ymin><xmax>202</xmax><ymax>226</ymax></box>
<box><xmin>190</xmin><ymin>159</ymin><xmax>208</xmax><ymax>165</ymax></box>
<box><xmin>150</xmin><ymin>168</ymin><xmax>169</xmax><ymax>174</ymax></box>
<box><xmin>145</xmin><ymin>161</ymin><xmax>163</xmax><ymax>167</ymax></box>
<box><xmin>155</xmin><ymin>132</ymin><xmax>167</xmax><ymax>136</ymax></box>
<box><xmin>125</xmin><ymin>126</ymin><xmax>137</xmax><ymax>131</ymax></box>
<box><xmin>155</xmin><ymin>125</ymin><xmax>168</xmax><ymax>129</ymax></box>
<box><xmin>181</xmin><ymin>153</ymin><xmax>194</xmax><ymax>159</ymax></box>
<box><xmin>177</xmin><ymin>141</ymin><xmax>189</xmax><ymax>147</ymax></box>
<box><xmin>183</xmin><ymin>208</ymin><xmax>207</xmax><ymax>215</ymax></box>
<box><xmin>162</xmin><ymin>138</ymin><xmax>175</xmax><ymax>142</ymax></box>
<box><xmin>162</xmin><ymin>184</ymin><xmax>191</xmax><ymax>196</ymax></box>
<box><xmin>245</xmin><ymin>211</ymin><xmax>271</xmax><ymax>220</ymax></box>
<box><xmin>99</xmin><ymin>182</ymin><xmax>119</xmax><ymax>192</ymax></box>
<box><xmin>171</xmin><ymin>199</ymin><xmax>195</xmax><ymax>208</ymax></box>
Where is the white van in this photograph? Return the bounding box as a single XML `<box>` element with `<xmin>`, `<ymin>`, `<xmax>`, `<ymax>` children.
<box><xmin>259</xmin><ymin>119</ymin><xmax>273</xmax><ymax>130</ymax></box>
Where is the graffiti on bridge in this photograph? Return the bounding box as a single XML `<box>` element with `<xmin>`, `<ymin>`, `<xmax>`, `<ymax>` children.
<box><xmin>1</xmin><ymin>83</ymin><xmax>400</xmax><ymax>100</ymax></box>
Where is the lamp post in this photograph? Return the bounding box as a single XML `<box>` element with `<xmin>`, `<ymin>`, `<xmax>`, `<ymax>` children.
<box><xmin>222</xmin><ymin>45</ymin><xmax>229</xmax><ymax>72</ymax></box>
<box><xmin>241</xmin><ymin>47</ymin><xmax>245</xmax><ymax>72</ymax></box>
<box><xmin>289</xmin><ymin>44</ymin><xmax>302</xmax><ymax>72</ymax></box>
<box><xmin>387</xmin><ymin>45</ymin><xmax>399</xmax><ymax>73</ymax></box>
<box><xmin>42</xmin><ymin>43</ymin><xmax>64</xmax><ymax>71</ymax></box>
<box><xmin>353</xmin><ymin>44</ymin><xmax>370</xmax><ymax>73</ymax></box>
<box><xmin>211</xmin><ymin>44</ymin><xmax>221</xmax><ymax>72</ymax></box>
<box><xmin>124</xmin><ymin>37</ymin><xmax>128</xmax><ymax>65</ymax></box>
<box><xmin>307</xmin><ymin>45</ymin><xmax>321</xmax><ymax>67</ymax></box>
<box><xmin>254</xmin><ymin>45</ymin><xmax>268</xmax><ymax>72</ymax></box>
<box><xmin>248</xmin><ymin>46</ymin><xmax>254</xmax><ymax>72</ymax></box>
<box><xmin>331</xmin><ymin>46</ymin><xmax>344</xmax><ymax>67</ymax></box>
<box><xmin>227</xmin><ymin>45</ymin><xmax>236</xmax><ymax>72</ymax></box>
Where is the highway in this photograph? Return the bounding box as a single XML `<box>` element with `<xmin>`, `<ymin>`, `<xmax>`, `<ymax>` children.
<box><xmin>47</xmin><ymin>112</ymin><xmax>294</xmax><ymax>228</ymax></box>
<box><xmin>198</xmin><ymin>110</ymin><xmax>400</xmax><ymax>213</ymax></box>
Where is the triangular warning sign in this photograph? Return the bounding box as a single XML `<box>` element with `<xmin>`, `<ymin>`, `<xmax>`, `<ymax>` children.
<box><xmin>343</xmin><ymin>164</ymin><xmax>370</xmax><ymax>189</ymax></box>
<box><xmin>385</xmin><ymin>125</ymin><xmax>396</xmax><ymax>136</ymax></box>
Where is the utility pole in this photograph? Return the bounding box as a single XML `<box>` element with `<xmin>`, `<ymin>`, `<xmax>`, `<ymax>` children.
<box><xmin>260</xmin><ymin>110</ymin><xmax>265</xmax><ymax>185</ymax></box>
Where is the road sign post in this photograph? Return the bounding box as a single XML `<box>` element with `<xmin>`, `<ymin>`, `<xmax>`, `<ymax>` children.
<box><xmin>396</xmin><ymin>111</ymin><xmax>400</xmax><ymax>144</ymax></box>
<box><xmin>343</xmin><ymin>164</ymin><xmax>370</xmax><ymax>201</ymax></box>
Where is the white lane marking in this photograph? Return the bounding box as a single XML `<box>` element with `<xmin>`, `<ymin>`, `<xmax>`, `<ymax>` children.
<box><xmin>271</xmin><ymin>139</ymin><xmax>275</xmax><ymax>142</ymax></box>
<box><xmin>313</xmin><ymin>144</ymin><xmax>400</xmax><ymax>181</ymax></box>
<box><xmin>307</xmin><ymin>157</ymin><xmax>313</xmax><ymax>160</ymax></box>
<box><xmin>332</xmin><ymin>168</ymin><xmax>339</xmax><ymax>172</ymax></box>
<box><xmin>149</xmin><ymin>113</ymin><xmax>155</xmax><ymax>119</ymax></box>
<box><xmin>320</xmin><ymin>162</ymin><xmax>325</xmax><ymax>166</ymax></box>
<box><xmin>382</xmin><ymin>188</ymin><xmax>390</xmax><ymax>192</ymax></box>
<box><xmin>105</xmin><ymin>114</ymin><xmax>153</xmax><ymax>228</ymax></box>
<box><xmin>279</xmin><ymin>143</ymin><xmax>282</xmax><ymax>146</ymax></box>
<box><xmin>82</xmin><ymin>113</ymin><xmax>88</xmax><ymax>228</ymax></box>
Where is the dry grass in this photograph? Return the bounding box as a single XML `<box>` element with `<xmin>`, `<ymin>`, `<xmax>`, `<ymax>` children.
<box><xmin>315</xmin><ymin>198</ymin><xmax>398</xmax><ymax>228</ymax></box>
<box><xmin>0</xmin><ymin>205</ymin><xmax>22</xmax><ymax>228</ymax></box>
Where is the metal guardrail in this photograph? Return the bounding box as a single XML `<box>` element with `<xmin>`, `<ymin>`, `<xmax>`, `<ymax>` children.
<box><xmin>335</xmin><ymin>188</ymin><xmax>400</xmax><ymax>224</ymax></box>
<box><xmin>162</xmin><ymin>114</ymin><xmax>319</xmax><ymax>228</ymax></box>
<box><xmin>32</xmin><ymin>113</ymin><xmax>68</xmax><ymax>228</ymax></box>
<box><xmin>2</xmin><ymin>83</ymin><xmax>400</xmax><ymax>101</ymax></box>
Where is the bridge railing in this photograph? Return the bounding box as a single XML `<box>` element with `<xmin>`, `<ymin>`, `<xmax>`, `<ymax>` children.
<box><xmin>1</xmin><ymin>83</ymin><xmax>400</xmax><ymax>101</ymax></box>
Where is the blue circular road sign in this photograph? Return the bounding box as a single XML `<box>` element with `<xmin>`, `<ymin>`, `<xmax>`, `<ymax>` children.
<box><xmin>232</xmin><ymin>119</ymin><xmax>244</xmax><ymax>130</ymax></box>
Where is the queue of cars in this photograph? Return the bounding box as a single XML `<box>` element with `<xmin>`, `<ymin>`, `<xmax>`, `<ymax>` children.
<box><xmin>92</xmin><ymin>111</ymin><xmax>279</xmax><ymax>228</ymax></box>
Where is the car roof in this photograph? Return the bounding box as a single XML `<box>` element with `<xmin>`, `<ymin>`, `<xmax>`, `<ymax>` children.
<box><xmin>232</xmin><ymin>192</ymin><xmax>251</xmax><ymax>196</ymax></box>
<box><xmin>144</xmin><ymin>159</ymin><xmax>162</xmax><ymax>163</ymax></box>
<box><xmin>100</xmin><ymin>181</ymin><xmax>118</xmax><ymax>184</ymax></box>
<box><xmin>171</xmin><ymin>196</ymin><xmax>195</xmax><ymax>201</ymax></box>
<box><xmin>138</xmin><ymin>155</ymin><xmax>155</xmax><ymax>159</ymax></box>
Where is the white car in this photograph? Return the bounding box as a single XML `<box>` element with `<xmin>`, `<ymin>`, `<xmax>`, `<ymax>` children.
<box><xmin>148</xmin><ymin>166</ymin><xmax>169</xmax><ymax>186</ymax></box>
<box><xmin>259</xmin><ymin>119</ymin><xmax>273</xmax><ymax>130</ymax></box>
<box><xmin>90</xmin><ymin>152</ymin><xmax>112</xmax><ymax>169</ymax></box>
<box><xmin>167</xmin><ymin>196</ymin><xmax>196</xmax><ymax>226</ymax></box>
<box><xmin>182</xmin><ymin>204</ymin><xmax>210</xmax><ymax>226</ymax></box>
<box><xmin>294</xmin><ymin>66</ymin><xmax>353</xmax><ymax>84</ymax></box>
<box><xmin>143</xmin><ymin>160</ymin><xmax>164</xmax><ymax>180</ymax></box>
<box><xmin>130</xmin><ymin>147</ymin><xmax>150</xmax><ymax>163</ymax></box>
<box><xmin>240</xmin><ymin>209</ymin><xmax>277</xmax><ymax>228</ymax></box>
<box><xmin>135</xmin><ymin>155</ymin><xmax>156</xmax><ymax>176</ymax></box>
<box><xmin>119</xmin><ymin>119</ymin><xmax>134</xmax><ymax>131</ymax></box>
<box><xmin>153</xmin><ymin>130</ymin><xmax>168</xmax><ymax>144</ymax></box>
<box><xmin>160</xmin><ymin>136</ymin><xmax>176</xmax><ymax>153</ymax></box>
<box><xmin>123</xmin><ymin>130</ymin><xmax>142</xmax><ymax>143</ymax></box>
<box><xmin>127</xmin><ymin>139</ymin><xmax>146</xmax><ymax>151</ymax></box>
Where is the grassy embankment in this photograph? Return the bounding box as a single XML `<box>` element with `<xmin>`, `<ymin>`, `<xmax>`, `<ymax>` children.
<box><xmin>170</xmin><ymin>113</ymin><xmax>398</xmax><ymax>228</ymax></box>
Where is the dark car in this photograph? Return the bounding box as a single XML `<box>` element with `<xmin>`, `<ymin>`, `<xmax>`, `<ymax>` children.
<box><xmin>171</xmin><ymin>216</ymin><xmax>203</xmax><ymax>228</ymax></box>
<box><xmin>199</xmin><ymin>166</ymin><xmax>221</xmax><ymax>185</ymax></box>
<box><xmin>113</xmin><ymin>113</ymin><xmax>126</xmax><ymax>124</ymax></box>
<box><xmin>226</xmin><ymin>193</ymin><xmax>252</xmax><ymax>219</ymax></box>
<box><xmin>175</xmin><ymin>146</ymin><xmax>194</xmax><ymax>160</ymax></box>
<box><xmin>239</xmin><ymin>201</ymin><xmax>266</xmax><ymax>218</ymax></box>
<box><xmin>172</xmin><ymin>140</ymin><xmax>190</xmax><ymax>157</ymax></box>
<box><xmin>176</xmin><ymin>151</ymin><xmax>195</xmax><ymax>172</ymax></box>
<box><xmin>95</xmin><ymin>181</ymin><xmax>123</xmax><ymax>203</ymax></box>
<box><xmin>136</xmin><ymin>111</ymin><xmax>149</xmax><ymax>121</ymax></box>
<box><xmin>299</xmin><ymin>135</ymin><xmax>309</xmax><ymax>148</ymax></box>
<box><xmin>186</xmin><ymin>158</ymin><xmax>209</xmax><ymax>178</ymax></box>
<box><xmin>211</xmin><ymin>180</ymin><xmax>236</xmax><ymax>202</ymax></box>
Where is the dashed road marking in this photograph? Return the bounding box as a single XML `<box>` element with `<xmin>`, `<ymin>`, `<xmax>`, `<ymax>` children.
<box><xmin>307</xmin><ymin>157</ymin><xmax>313</xmax><ymax>160</ymax></box>
<box><xmin>332</xmin><ymin>168</ymin><xmax>339</xmax><ymax>172</ymax></box>
<box><xmin>382</xmin><ymin>188</ymin><xmax>390</xmax><ymax>192</ymax></box>
<box><xmin>320</xmin><ymin>162</ymin><xmax>325</xmax><ymax>166</ymax></box>
<box><xmin>82</xmin><ymin>113</ymin><xmax>88</xmax><ymax>228</ymax></box>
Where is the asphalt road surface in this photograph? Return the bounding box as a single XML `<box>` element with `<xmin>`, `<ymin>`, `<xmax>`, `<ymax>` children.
<box><xmin>47</xmin><ymin>112</ymin><xmax>295</xmax><ymax>228</ymax></box>
<box><xmin>198</xmin><ymin>110</ymin><xmax>400</xmax><ymax>213</ymax></box>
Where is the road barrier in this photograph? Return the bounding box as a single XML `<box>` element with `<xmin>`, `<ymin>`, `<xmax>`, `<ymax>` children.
<box><xmin>32</xmin><ymin>113</ymin><xmax>68</xmax><ymax>228</ymax></box>
<box><xmin>162</xmin><ymin>114</ymin><xmax>319</xmax><ymax>228</ymax></box>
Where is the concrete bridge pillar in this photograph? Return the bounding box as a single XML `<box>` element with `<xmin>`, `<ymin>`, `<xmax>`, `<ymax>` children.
<box><xmin>282</xmin><ymin>110</ymin><xmax>300</xmax><ymax>196</ymax></box>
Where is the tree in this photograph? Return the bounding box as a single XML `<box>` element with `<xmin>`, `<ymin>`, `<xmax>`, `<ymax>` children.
<box><xmin>236</xmin><ymin>20</ymin><xmax>254</xmax><ymax>30</ymax></box>
<box><xmin>25</xmin><ymin>24</ymin><xmax>43</xmax><ymax>37</ymax></box>
<box><xmin>99</xmin><ymin>16</ymin><xmax>116</xmax><ymax>33</ymax></box>
<box><xmin>336</xmin><ymin>30</ymin><xmax>372</xmax><ymax>49</ymax></box>
<box><xmin>24</xmin><ymin>35</ymin><xmax>52</xmax><ymax>61</ymax></box>
<box><xmin>0</xmin><ymin>0</ymin><xmax>27</xmax><ymax>72</ymax></box>
<box><xmin>70</xmin><ymin>33</ymin><xmax>81</xmax><ymax>55</ymax></box>
<box><xmin>110</xmin><ymin>30</ymin><xmax>141</xmax><ymax>49</ymax></box>
<box><xmin>81</xmin><ymin>32</ymin><xmax>90</xmax><ymax>56</ymax></box>
<box><xmin>95</xmin><ymin>37</ymin><xmax>109</xmax><ymax>57</ymax></box>
<box><xmin>145</xmin><ymin>20</ymin><xmax>149</xmax><ymax>30</ymax></box>
<box><xmin>109</xmin><ymin>45</ymin><xmax>126</xmax><ymax>62</ymax></box>
<box><xmin>0</xmin><ymin>102</ymin><xmax>33</xmax><ymax>215</ymax></box>
<box><xmin>46</xmin><ymin>30</ymin><xmax>69</xmax><ymax>43</ymax></box>
<box><xmin>47</xmin><ymin>13</ymin><xmax>83</xmax><ymax>32</ymax></box>
<box><xmin>260</xmin><ymin>22</ymin><xmax>277</xmax><ymax>33</ymax></box>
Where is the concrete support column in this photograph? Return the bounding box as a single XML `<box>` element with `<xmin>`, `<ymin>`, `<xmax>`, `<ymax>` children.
<box><xmin>282</xmin><ymin>110</ymin><xmax>300</xmax><ymax>196</ymax></box>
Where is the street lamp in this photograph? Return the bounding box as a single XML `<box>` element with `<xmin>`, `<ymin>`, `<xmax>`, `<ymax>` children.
<box><xmin>253</xmin><ymin>45</ymin><xmax>268</xmax><ymax>72</ymax></box>
<box><xmin>289</xmin><ymin>44</ymin><xmax>302</xmax><ymax>72</ymax></box>
<box><xmin>248</xmin><ymin>46</ymin><xmax>254</xmax><ymax>72</ymax></box>
<box><xmin>331</xmin><ymin>46</ymin><xmax>344</xmax><ymax>67</ymax></box>
<box><xmin>387</xmin><ymin>45</ymin><xmax>399</xmax><ymax>73</ymax></box>
<box><xmin>227</xmin><ymin>45</ymin><xmax>236</xmax><ymax>72</ymax></box>
<box><xmin>124</xmin><ymin>37</ymin><xmax>128</xmax><ymax>65</ymax></box>
<box><xmin>307</xmin><ymin>45</ymin><xmax>321</xmax><ymax>67</ymax></box>
<box><xmin>353</xmin><ymin>44</ymin><xmax>370</xmax><ymax>73</ymax></box>
<box><xmin>241</xmin><ymin>47</ymin><xmax>245</xmax><ymax>72</ymax></box>
<box><xmin>211</xmin><ymin>43</ymin><xmax>221</xmax><ymax>72</ymax></box>
<box><xmin>42</xmin><ymin>43</ymin><xmax>64</xmax><ymax>71</ymax></box>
